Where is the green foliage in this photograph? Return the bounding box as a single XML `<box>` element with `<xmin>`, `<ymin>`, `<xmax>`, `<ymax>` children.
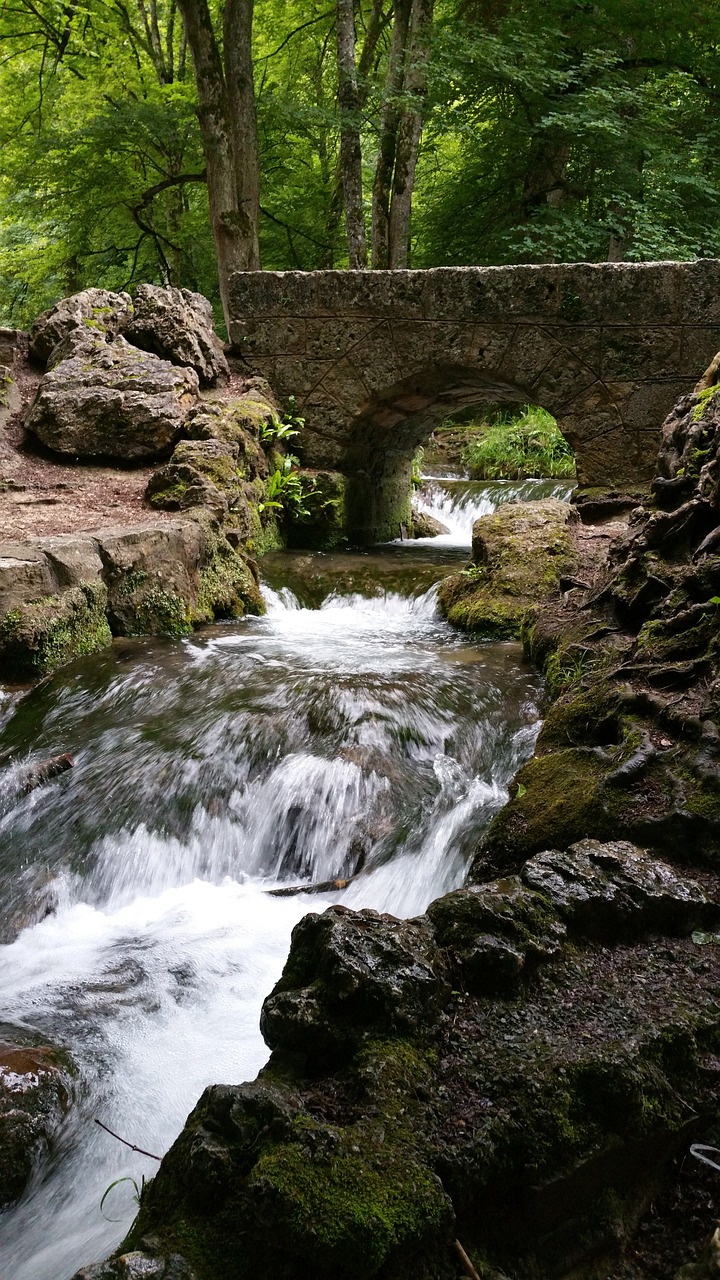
<box><xmin>261</xmin><ymin>455</ymin><xmax>315</xmax><ymax>519</ymax></box>
<box><xmin>461</xmin><ymin>406</ymin><xmax>576</xmax><ymax>480</ymax></box>
<box><xmin>259</xmin><ymin>399</ymin><xmax>305</xmax><ymax>445</ymax></box>
<box><xmin>1</xmin><ymin>0</ymin><xmax>719</xmax><ymax>320</ymax></box>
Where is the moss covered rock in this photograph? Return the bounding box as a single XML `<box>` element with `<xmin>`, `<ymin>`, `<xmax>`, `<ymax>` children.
<box><xmin>76</xmin><ymin>851</ymin><xmax>720</xmax><ymax>1280</ymax></box>
<box><xmin>481</xmin><ymin>357</ymin><xmax>720</xmax><ymax>874</ymax></box>
<box><xmin>437</xmin><ymin>499</ymin><xmax>577</xmax><ymax>638</ymax></box>
<box><xmin>0</xmin><ymin>582</ymin><xmax>112</xmax><ymax>681</ymax></box>
<box><xmin>0</xmin><ymin>1024</ymin><xmax>76</xmax><ymax>1208</ymax></box>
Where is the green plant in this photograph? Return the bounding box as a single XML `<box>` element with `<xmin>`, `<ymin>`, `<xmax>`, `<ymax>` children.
<box><xmin>259</xmin><ymin>397</ymin><xmax>306</xmax><ymax>446</ymax></box>
<box><xmin>411</xmin><ymin>446</ymin><xmax>425</xmax><ymax>489</ymax></box>
<box><xmin>460</xmin><ymin>406</ymin><xmax>576</xmax><ymax>480</ymax></box>
<box><xmin>259</xmin><ymin>455</ymin><xmax>318</xmax><ymax>520</ymax></box>
<box><xmin>100</xmin><ymin>1174</ymin><xmax>146</xmax><ymax>1222</ymax></box>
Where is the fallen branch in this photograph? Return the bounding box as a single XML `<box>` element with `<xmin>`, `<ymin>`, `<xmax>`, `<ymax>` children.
<box><xmin>20</xmin><ymin>752</ymin><xmax>74</xmax><ymax>795</ymax></box>
<box><xmin>94</xmin><ymin>1118</ymin><xmax>161</xmax><ymax>1161</ymax></box>
<box><xmin>454</xmin><ymin>1239</ymin><xmax>483</xmax><ymax>1280</ymax></box>
<box><xmin>268</xmin><ymin>876</ymin><xmax>352</xmax><ymax>898</ymax></box>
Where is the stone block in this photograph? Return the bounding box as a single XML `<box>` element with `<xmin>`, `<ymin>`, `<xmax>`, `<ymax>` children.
<box><xmin>680</xmin><ymin>326</ymin><xmax>720</xmax><ymax>378</ymax></box>
<box><xmin>531</xmin><ymin>351</ymin><xmax>598</xmax><ymax>413</ymax></box>
<box><xmin>0</xmin><ymin>545</ymin><xmax>55</xmax><ymax>615</ymax></box>
<box><xmin>303</xmin><ymin>358</ymin><xmax>367</xmax><ymax>415</ymax></box>
<box><xmin>598</xmin><ymin>262</ymin><xmax>684</xmax><ymax>325</ymax></box>
<box><xmin>36</xmin><ymin>536</ymin><xmax>105</xmax><ymax>589</ymax></box>
<box><xmin>304</xmin><ymin>317</ymin><xmax>378</xmax><ymax>360</ymax></box>
<box><xmin>601</xmin><ymin>327</ymin><xmax>684</xmax><ymax>380</ymax></box>
<box><xmin>606</xmin><ymin>378</ymin><xmax>695</xmax><ymax>431</ymax></box>
<box><xmin>229</xmin><ymin>317</ymin><xmax>306</xmax><ymax>358</ymax></box>
<box><xmin>228</xmin><ymin>269</ymin><xmax>319</xmax><ymax>320</ymax></box>
<box><xmin>499</xmin><ymin>325</ymin><xmax>563</xmax><ymax>393</ymax></box>
<box><xmin>681</xmin><ymin>259</ymin><xmax>720</xmax><ymax>324</ymax></box>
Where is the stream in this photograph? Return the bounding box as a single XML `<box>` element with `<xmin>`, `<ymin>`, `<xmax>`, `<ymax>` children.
<box><xmin>0</xmin><ymin>476</ymin><xmax>569</xmax><ymax>1279</ymax></box>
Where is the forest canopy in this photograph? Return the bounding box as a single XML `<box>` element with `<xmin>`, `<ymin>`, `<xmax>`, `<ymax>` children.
<box><xmin>0</xmin><ymin>0</ymin><xmax>719</xmax><ymax>328</ymax></box>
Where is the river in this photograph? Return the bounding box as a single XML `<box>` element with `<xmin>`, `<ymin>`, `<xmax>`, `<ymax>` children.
<box><xmin>0</xmin><ymin>477</ymin><xmax>569</xmax><ymax>1279</ymax></box>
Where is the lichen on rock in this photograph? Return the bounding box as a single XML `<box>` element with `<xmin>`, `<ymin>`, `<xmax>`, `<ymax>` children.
<box><xmin>26</xmin><ymin>334</ymin><xmax>200</xmax><ymax>462</ymax></box>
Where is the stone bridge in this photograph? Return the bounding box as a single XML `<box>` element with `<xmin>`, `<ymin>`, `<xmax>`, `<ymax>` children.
<box><xmin>228</xmin><ymin>261</ymin><xmax>720</xmax><ymax>542</ymax></box>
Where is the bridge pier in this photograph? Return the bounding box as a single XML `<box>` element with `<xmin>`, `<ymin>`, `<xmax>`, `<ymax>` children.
<box><xmin>229</xmin><ymin>262</ymin><xmax>720</xmax><ymax>544</ymax></box>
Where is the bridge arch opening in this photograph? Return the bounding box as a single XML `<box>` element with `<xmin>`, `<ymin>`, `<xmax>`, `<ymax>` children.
<box><xmin>339</xmin><ymin>364</ymin><xmax>581</xmax><ymax>543</ymax></box>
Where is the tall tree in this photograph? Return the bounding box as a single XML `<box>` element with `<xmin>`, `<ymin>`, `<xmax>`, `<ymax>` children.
<box><xmin>335</xmin><ymin>0</ymin><xmax>367</xmax><ymax>267</ymax></box>
<box><xmin>176</xmin><ymin>0</ymin><xmax>260</xmax><ymax>320</ymax></box>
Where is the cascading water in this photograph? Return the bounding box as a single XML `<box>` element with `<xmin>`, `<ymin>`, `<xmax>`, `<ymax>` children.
<box><xmin>0</xmin><ymin>478</ymin><xmax>554</xmax><ymax>1279</ymax></box>
<box><xmin>415</xmin><ymin>475</ymin><xmax>574</xmax><ymax>545</ymax></box>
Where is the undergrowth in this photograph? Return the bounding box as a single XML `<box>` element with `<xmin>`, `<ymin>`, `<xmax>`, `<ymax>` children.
<box><xmin>458</xmin><ymin>406</ymin><xmax>576</xmax><ymax>480</ymax></box>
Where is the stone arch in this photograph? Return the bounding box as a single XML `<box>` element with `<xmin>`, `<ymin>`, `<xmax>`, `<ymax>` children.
<box><xmin>298</xmin><ymin>322</ymin><xmax>624</xmax><ymax>542</ymax></box>
<box><xmin>228</xmin><ymin>262</ymin><xmax>719</xmax><ymax>543</ymax></box>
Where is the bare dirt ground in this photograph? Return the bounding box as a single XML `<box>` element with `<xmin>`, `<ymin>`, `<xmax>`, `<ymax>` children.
<box><xmin>0</xmin><ymin>348</ymin><xmax>251</xmax><ymax>544</ymax></box>
<box><xmin>0</xmin><ymin>351</ymin><xmax>173</xmax><ymax>542</ymax></box>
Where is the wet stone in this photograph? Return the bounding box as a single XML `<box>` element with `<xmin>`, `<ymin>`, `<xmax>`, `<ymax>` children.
<box><xmin>521</xmin><ymin>839</ymin><xmax>717</xmax><ymax>940</ymax></box>
<box><xmin>427</xmin><ymin>875</ymin><xmax>566</xmax><ymax>994</ymax></box>
<box><xmin>260</xmin><ymin>905</ymin><xmax>450</xmax><ymax>1062</ymax></box>
<box><xmin>0</xmin><ymin>1026</ymin><xmax>75</xmax><ymax>1207</ymax></box>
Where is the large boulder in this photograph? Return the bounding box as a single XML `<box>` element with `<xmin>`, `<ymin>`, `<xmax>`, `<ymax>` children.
<box><xmin>438</xmin><ymin>498</ymin><xmax>578</xmax><ymax>638</ymax></box>
<box><xmin>260</xmin><ymin>905</ymin><xmax>450</xmax><ymax>1064</ymax></box>
<box><xmin>126</xmin><ymin>284</ymin><xmax>228</xmax><ymax>386</ymax></box>
<box><xmin>25</xmin><ymin>334</ymin><xmax>199</xmax><ymax>461</ymax></box>
<box><xmin>426</xmin><ymin>875</ymin><xmax>566</xmax><ymax>994</ymax></box>
<box><xmin>77</xmin><ymin>864</ymin><xmax>720</xmax><ymax>1280</ymax></box>
<box><xmin>29</xmin><ymin>288</ymin><xmax>133</xmax><ymax>363</ymax></box>
<box><xmin>0</xmin><ymin>1025</ymin><xmax>75</xmax><ymax>1207</ymax></box>
<box><xmin>521</xmin><ymin>839</ymin><xmax>716</xmax><ymax>940</ymax></box>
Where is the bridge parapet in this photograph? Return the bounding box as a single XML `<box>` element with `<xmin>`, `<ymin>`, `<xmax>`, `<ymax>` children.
<box><xmin>228</xmin><ymin>262</ymin><xmax>720</xmax><ymax>542</ymax></box>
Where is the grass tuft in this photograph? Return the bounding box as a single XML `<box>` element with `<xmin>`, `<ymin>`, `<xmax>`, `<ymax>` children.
<box><xmin>459</xmin><ymin>406</ymin><xmax>576</xmax><ymax>480</ymax></box>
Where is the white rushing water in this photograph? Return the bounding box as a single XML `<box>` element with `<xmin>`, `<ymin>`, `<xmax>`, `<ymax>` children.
<box><xmin>414</xmin><ymin>476</ymin><xmax>574</xmax><ymax>545</ymax></box>
<box><xmin>0</xmin><ymin>483</ymin><xmax>546</xmax><ymax>1279</ymax></box>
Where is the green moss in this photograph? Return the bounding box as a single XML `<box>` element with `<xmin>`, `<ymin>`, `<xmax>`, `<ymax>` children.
<box><xmin>438</xmin><ymin>575</ymin><xmax>529</xmax><ymax>638</ymax></box>
<box><xmin>191</xmin><ymin>515</ymin><xmax>265</xmax><ymax>620</ymax></box>
<box><xmin>147</xmin><ymin>482</ymin><xmax>188</xmax><ymax>510</ymax></box>
<box><xmin>0</xmin><ymin>582</ymin><xmax>112</xmax><ymax>681</ymax></box>
<box><xmin>118</xmin><ymin>569</ymin><xmax>149</xmax><ymax>596</ymax></box>
<box><xmin>693</xmin><ymin>384</ymin><xmax>720</xmax><ymax>422</ymax></box>
<box><xmin>132</xmin><ymin>589</ymin><xmax>192</xmax><ymax>638</ymax></box>
<box><xmin>248</xmin><ymin>1134</ymin><xmax>449</xmax><ymax>1278</ymax></box>
<box><xmin>484</xmin><ymin>748</ymin><xmax>610</xmax><ymax>866</ymax></box>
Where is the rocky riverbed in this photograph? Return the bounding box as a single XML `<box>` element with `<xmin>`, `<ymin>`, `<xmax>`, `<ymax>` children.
<box><xmin>1</xmin><ymin>287</ymin><xmax>719</xmax><ymax>1280</ymax></box>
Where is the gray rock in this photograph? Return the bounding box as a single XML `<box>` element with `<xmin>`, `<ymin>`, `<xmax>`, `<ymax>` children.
<box><xmin>94</xmin><ymin>522</ymin><xmax>205</xmax><ymax>636</ymax></box>
<box><xmin>146</xmin><ymin>439</ymin><xmax>245</xmax><ymax>525</ymax></box>
<box><xmin>25</xmin><ymin>335</ymin><xmax>199</xmax><ymax>461</ymax></box>
<box><xmin>0</xmin><ymin>1025</ymin><xmax>75</xmax><ymax>1207</ymax></box>
<box><xmin>411</xmin><ymin>506</ymin><xmax>450</xmax><ymax>538</ymax></box>
<box><xmin>73</xmin><ymin>1254</ymin><xmax>196</xmax><ymax>1280</ymax></box>
<box><xmin>184</xmin><ymin>397</ymin><xmax>273</xmax><ymax>478</ymax></box>
<box><xmin>260</xmin><ymin>904</ymin><xmax>449</xmax><ymax>1061</ymax></box>
<box><xmin>521</xmin><ymin>838</ymin><xmax>716</xmax><ymax>938</ymax></box>
<box><xmin>29</xmin><ymin>288</ymin><xmax>133</xmax><ymax>363</ymax></box>
<box><xmin>126</xmin><ymin>285</ymin><xmax>228</xmax><ymax>386</ymax></box>
<box><xmin>427</xmin><ymin>875</ymin><xmax>566</xmax><ymax>994</ymax></box>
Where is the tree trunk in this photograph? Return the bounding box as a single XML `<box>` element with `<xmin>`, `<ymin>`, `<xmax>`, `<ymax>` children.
<box><xmin>387</xmin><ymin>0</ymin><xmax>433</xmax><ymax>268</ymax></box>
<box><xmin>224</xmin><ymin>0</ymin><xmax>261</xmax><ymax>271</ymax></box>
<box><xmin>336</xmin><ymin>0</ymin><xmax>367</xmax><ymax>268</ymax></box>
<box><xmin>371</xmin><ymin>0</ymin><xmax>412</xmax><ymax>268</ymax></box>
<box><xmin>176</xmin><ymin>0</ymin><xmax>259</xmax><ymax>327</ymax></box>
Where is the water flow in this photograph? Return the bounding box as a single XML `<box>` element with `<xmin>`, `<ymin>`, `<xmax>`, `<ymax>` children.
<box><xmin>416</xmin><ymin>476</ymin><xmax>574</xmax><ymax>545</ymax></box>
<box><xmin>0</xmin><ymin>494</ymin><xmax>545</xmax><ymax>1279</ymax></box>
